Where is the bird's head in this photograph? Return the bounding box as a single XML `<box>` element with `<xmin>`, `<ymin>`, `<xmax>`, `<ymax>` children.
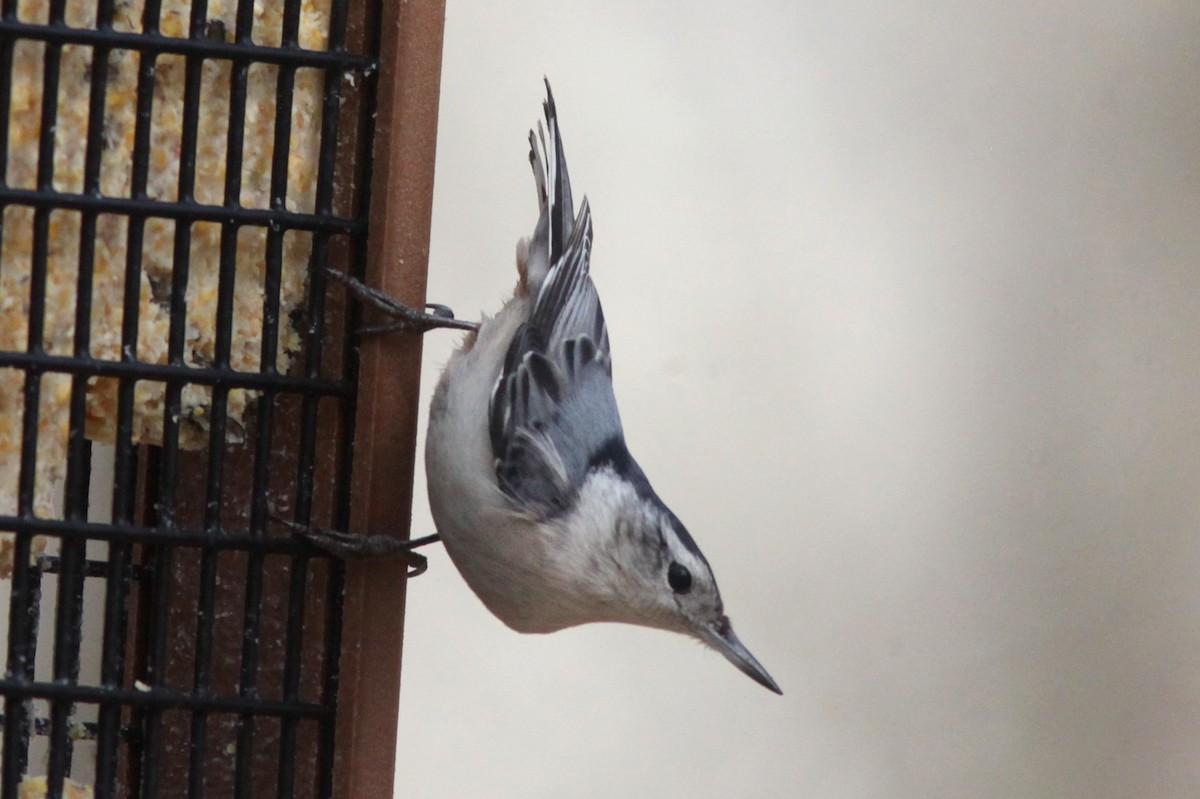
<box><xmin>552</xmin><ymin>463</ymin><xmax>781</xmax><ymax>694</ymax></box>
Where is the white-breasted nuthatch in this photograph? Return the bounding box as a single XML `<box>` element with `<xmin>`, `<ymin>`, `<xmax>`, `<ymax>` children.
<box><xmin>328</xmin><ymin>81</ymin><xmax>779</xmax><ymax>694</ymax></box>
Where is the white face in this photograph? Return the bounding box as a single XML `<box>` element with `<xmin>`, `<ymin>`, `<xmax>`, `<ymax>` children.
<box><xmin>549</xmin><ymin>467</ymin><xmax>781</xmax><ymax>693</ymax></box>
<box><xmin>550</xmin><ymin>467</ymin><xmax>723</xmax><ymax>634</ymax></box>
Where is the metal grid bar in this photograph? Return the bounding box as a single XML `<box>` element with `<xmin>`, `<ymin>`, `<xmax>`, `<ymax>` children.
<box><xmin>91</xmin><ymin>0</ymin><xmax>161</xmax><ymax>789</ymax></box>
<box><xmin>0</xmin><ymin>0</ymin><xmax>22</xmax><ymax>767</ymax></box>
<box><xmin>0</xmin><ymin>188</ymin><xmax>367</xmax><ymax>234</ymax></box>
<box><xmin>0</xmin><ymin>679</ymin><xmax>329</xmax><ymax>717</ymax></box>
<box><xmin>0</xmin><ymin>0</ymin><xmax>66</xmax><ymax>787</ymax></box>
<box><xmin>0</xmin><ymin>350</ymin><xmax>355</xmax><ymax>394</ymax></box>
<box><xmin>267</xmin><ymin>0</ymin><xmax>311</xmax><ymax>794</ymax></box>
<box><xmin>0</xmin><ymin>18</ymin><xmax>374</xmax><ymax>70</ymax></box>
<box><xmin>188</xmin><ymin>0</ymin><xmax>251</xmax><ymax>788</ymax></box>
<box><xmin>59</xmin><ymin>0</ymin><xmax>117</xmax><ymax>784</ymax></box>
<box><xmin>0</xmin><ymin>516</ymin><xmax>341</xmax><ymax>553</ymax></box>
<box><xmin>295</xmin><ymin>0</ymin><xmax>358</xmax><ymax>792</ymax></box>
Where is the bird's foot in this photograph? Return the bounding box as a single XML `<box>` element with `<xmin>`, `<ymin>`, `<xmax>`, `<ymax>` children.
<box><xmin>325</xmin><ymin>268</ymin><xmax>479</xmax><ymax>335</ymax></box>
<box><xmin>276</xmin><ymin>515</ymin><xmax>440</xmax><ymax>577</ymax></box>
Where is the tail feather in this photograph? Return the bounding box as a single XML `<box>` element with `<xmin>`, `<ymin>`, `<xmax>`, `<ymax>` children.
<box><xmin>525</xmin><ymin>79</ymin><xmax>577</xmax><ymax>293</ymax></box>
<box><xmin>542</xmin><ymin>80</ymin><xmax>575</xmax><ymax>259</ymax></box>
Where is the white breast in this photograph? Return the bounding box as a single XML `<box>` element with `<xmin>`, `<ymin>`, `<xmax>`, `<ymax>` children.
<box><xmin>424</xmin><ymin>294</ymin><xmax>570</xmax><ymax>632</ymax></box>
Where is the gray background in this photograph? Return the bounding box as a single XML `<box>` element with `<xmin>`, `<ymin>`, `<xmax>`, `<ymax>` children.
<box><xmin>395</xmin><ymin>2</ymin><xmax>1200</xmax><ymax>796</ymax></box>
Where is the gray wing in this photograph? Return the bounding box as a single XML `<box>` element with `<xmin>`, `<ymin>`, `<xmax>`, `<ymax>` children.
<box><xmin>490</xmin><ymin>198</ymin><xmax>623</xmax><ymax>517</ymax></box>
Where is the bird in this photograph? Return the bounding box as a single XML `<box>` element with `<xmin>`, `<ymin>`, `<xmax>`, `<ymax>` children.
<box><xmin>323</xmin><ymin>80</ymin><xmax>780</xmax><ymax>694</ymax></box>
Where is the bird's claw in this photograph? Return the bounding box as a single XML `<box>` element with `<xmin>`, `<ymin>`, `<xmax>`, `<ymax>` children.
<box><xmin>272</xmin><ymin>514</ymin><xmax>437</xmax><ymax>578</ymax></box>
<box><xmin>324</xmin><ymin>268</ymin><xmax>479</xmax><ymax>335</ymax></box>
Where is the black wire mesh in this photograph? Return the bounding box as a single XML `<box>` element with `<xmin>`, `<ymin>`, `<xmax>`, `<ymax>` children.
<box><xmin>0</xmin><ymin>0</ymin><xmax>383</xmax><ymax>792</ymax></box>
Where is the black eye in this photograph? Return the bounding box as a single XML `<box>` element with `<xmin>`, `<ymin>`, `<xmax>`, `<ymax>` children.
<box><xmin>667</xmin><ymin>562</ymin><xmax>692</xmax><ymax>594</ymax></box>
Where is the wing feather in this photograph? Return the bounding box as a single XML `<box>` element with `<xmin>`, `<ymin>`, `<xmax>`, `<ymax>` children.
<box><xmin>490</xmin><ymin>85</ymin><xmax>623</xmax><ymax>516</ymax></box>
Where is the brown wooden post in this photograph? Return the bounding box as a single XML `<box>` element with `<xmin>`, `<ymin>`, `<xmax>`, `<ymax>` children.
<box><xmin>335</xmin><ymin>0</ymin><xmax>446</xmax><ymax>795</ymax></box>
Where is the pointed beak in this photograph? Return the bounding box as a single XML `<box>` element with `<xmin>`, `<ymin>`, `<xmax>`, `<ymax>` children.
<box><xmin>702</xmin><ymin>617</ymin><xmax>782</xmax><ymax>695</ymax></box>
